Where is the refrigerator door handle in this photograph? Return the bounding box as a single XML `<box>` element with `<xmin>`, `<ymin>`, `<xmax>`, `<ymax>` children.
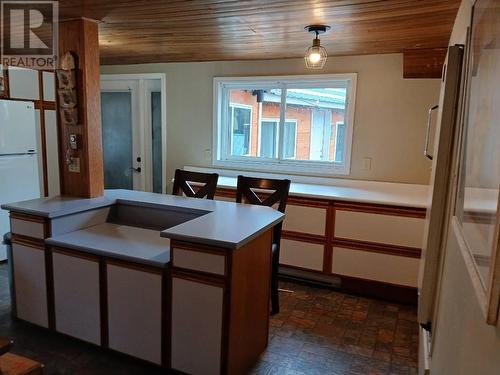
<box><xmin>424</xmin><ymin>105</ymin><xmax>439</xmax><ymax>160</ymax></box>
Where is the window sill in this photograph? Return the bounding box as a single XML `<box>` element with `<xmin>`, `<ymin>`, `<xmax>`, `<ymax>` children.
<box><xmin>212</xmin><ymin>158</ymin><xmax>350</xmax><ymax>177</ymax></box>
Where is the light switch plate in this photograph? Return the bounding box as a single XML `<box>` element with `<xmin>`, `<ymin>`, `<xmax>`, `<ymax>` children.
<box><xmin>68</xmin><ymin>157</ymin><xmax>80</xmax><ymax>173</ymax></box>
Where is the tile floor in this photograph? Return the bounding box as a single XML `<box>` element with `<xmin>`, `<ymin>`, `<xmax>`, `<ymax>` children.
<box><xmin>0</xmin><ymin>264</ymin><xmax>418</xmax><ymax>374</ymax></box>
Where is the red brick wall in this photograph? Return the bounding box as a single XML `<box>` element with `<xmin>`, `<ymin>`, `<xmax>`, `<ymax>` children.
<box><xmin>229</xmin><ymin>90</ymin><xmax>344</xmax><ymax>160</ymax></box>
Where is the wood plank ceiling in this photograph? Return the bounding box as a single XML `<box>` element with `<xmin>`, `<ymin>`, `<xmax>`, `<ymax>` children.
<box><xmin>58</xmin><ymin>0</ymin><xmax>462</xmax><ymax>65</ymax></box>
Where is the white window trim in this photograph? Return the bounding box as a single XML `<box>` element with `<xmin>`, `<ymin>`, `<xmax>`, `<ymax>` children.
<box><xmin>213</xmin><ymin>74</ymin><xmax>357</xmax><ymax>176</ymax></box>
<box><xmin>229</xmin><ymin>102</ymin><xmax>253</xmax><ymax>157</ymax></box>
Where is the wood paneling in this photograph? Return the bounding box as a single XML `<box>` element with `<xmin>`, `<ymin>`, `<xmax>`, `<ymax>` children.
<box><xmin>57</xmin><ymin>0</ymin><xmax>460</xmax><ymax>65</ymax></box>
<box><xmin>403</xmin><ymin>48</ymin><xmax>448</xmax><ymax>78</ymax></box>
<box><xmin>58</xmin><ymin>19</ymin><xmax>104</xmax><ymax>198</ymax></box>
<box><xmin>227</xmin><ymin>229</ymin><xmax>272</xmax><ymax>374</ymax></box>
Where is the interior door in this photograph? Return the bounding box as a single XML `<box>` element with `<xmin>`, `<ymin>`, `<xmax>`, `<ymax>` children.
<box><xmin>100</xmin><ymin>80</ymin><xmax>143</xmax><ymax>190</ymax></box>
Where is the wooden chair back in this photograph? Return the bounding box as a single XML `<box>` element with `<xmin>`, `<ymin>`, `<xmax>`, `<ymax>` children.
<box><xmin>236</xmin><ymin>175</ymin><xmax>291</xmax><ymax>242</ymax></box>
<box><xmin>172</xmin><ymin>169</ymin><xmax>219</xmax><ymax>200</ymax></box>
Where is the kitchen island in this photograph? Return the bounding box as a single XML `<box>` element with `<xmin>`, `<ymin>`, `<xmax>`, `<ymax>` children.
<box><xmin>1</xmin><ymin>189</ymin><xmax>284</xmax><ymax>375</ymax></box>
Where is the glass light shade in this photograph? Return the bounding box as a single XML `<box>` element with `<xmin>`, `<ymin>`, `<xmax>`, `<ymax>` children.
<box><xmin>304</xmin><ymin>39</ymin><xmax>327</xmax><ymax>69</ymax></box>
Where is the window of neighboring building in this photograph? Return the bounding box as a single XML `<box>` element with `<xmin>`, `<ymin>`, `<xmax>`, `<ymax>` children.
<box><xmin>230</xmin><ymin>103</ymin><xmax>252</xmax><ymax>156</ymax></box>
<box><xmin>334</xmin><ymin>122</ymin><xmax>345</xmax><ymax>162</ymax></box>
<box><xmin>213</xmin><ymin>74</ymin><xmax>357</xmax><ymax>175</ymax></box>
<box><xmin>259</xmin><ymin>118</ymin><xmax>297</xmax><ymax>159</ymax></box>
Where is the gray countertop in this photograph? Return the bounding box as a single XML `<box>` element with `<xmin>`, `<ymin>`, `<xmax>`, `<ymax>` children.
<box><xmin>2</xmin><ymin>189</ymin><xmax>284</xmax><ymax>250</ymax></box>
<box><xmin>47</xmin><ymin>223</ymin><xmax>171</xmax><ymax>268</ymax></box>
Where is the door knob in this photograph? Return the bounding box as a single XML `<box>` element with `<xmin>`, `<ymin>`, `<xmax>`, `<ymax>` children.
<box><xmin>130</xmin><ymin>167</ymin><xmax>141</xmax><ymax>173</ymax></box>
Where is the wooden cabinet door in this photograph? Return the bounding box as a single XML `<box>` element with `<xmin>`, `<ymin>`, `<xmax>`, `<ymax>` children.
<box><xmin>106</xmin><ymin>263</ymin><xmax>163</xmax><ymax>365</ymax></box>
<box><xmin>52</xmin><ymin>251</ymin><xmax>101</xmax><ymax>345</ymax></box>
<box><xmin>12</xmin><ymin>243</ymin><xmax>48</xmax><ymax>327</ymax></box>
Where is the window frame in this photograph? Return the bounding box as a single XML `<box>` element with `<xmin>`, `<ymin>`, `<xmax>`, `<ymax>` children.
<box><xmin>213</xmin><ymin>74</ymin><xmax>357</xmax><ymax>176</ymax></box>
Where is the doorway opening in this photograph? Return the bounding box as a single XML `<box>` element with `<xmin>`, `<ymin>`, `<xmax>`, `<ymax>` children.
<box><xmin>100</xmin><ymin>74</ymin><xmax>167</xmax><ymax>193</ymax></box>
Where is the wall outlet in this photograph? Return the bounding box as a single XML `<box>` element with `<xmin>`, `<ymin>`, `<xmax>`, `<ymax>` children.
<box><xmin>361</xmin><ymin>157</ymin><xmax>372</xmax><ymax>171</ymax></box>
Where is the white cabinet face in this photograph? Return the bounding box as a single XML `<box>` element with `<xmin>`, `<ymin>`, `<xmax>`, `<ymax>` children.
<box><xmin>42</xmin><ymin>71</ymin><xmax>55</xmax><ymax>101</ymax></box>
<box><xmin>283</xmin><ymin>205</ymin><xmax>326</xmax><ymax>236</ymax></box>
<box><xmin>173</xmin><ymin>248</ymin><xmax>225</xmax><ymax>275</ymax></box>
<box><xmin>12</xmin><ymin>243</ymin><xmax>48</xmax><ymax>327</ymax></box>
<box><xmin>332</xmin><ymin>247</ymin><xmax>419</xmax><ymax>287</ymax></box>
<box><xmin>280</xmin><ymin>239</ymin><xmax>324</xmax><ymax>271</ymax></box>
<box><xmin>53</xmin><ymin>252</ymin><xmax>101</xmax><ymax>345</ymax></box>
<box><xmin>8</xmin><ymin>68</ymin><xmax>39</xmax><ymax>100</ymax></box>
<box><xmin>107</xmin><ymin>264</ymin><xmax>162</xmax><ymax>365</ymax></box>
<box><xmin>10</xmin><ymin>218</ymin><xmax>45</xmax><ymax>239</ymax></box>
<box><xmin>171</xmin><ymin>277</ymin><xmax>223</xmax><ymax>375</ymax></box>
<box><xmin>334</xmin><ymin>210</ymin><xmax>425</xmax><ymax>248</ymax></box>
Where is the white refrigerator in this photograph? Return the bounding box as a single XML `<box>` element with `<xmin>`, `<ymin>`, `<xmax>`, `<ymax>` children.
<box><xmin>0</xmin><ymin>100</ymin><xmax>41</xmax><ymax>260</ymax></box>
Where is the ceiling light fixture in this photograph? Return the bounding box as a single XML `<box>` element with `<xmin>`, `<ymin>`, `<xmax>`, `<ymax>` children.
<box><xmin>304</xmin><ymin>25</ymin><xmax>330</xmax><ymax>69</ymax></box>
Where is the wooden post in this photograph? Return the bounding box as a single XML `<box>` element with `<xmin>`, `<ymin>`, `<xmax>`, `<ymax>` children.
<box><xmin>57</xmin><ymin>19</ymin><xmax>103</xmax><ymax>198</ymax></box>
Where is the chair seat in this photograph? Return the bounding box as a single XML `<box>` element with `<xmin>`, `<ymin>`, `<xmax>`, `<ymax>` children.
<box><xmin>272</xmin><ymin>243</ymin><xmax>278</xmax><ymax>254</ymax></box>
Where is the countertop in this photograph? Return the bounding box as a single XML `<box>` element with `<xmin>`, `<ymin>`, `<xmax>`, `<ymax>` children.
<box><xmin>217</xmin><ymin>176</ymin><xmax>429</xmax><ymax>208</ymax></box>
<box><xmin>2</xmin><ymin>189</ymin><xmax>284</xmax><ymax>249</ymax></box>
<box><xmin>47</xmin><ymin>223</ymin><xmax>171</xmax><ymax>268</ymax></box>
<box><xmin>183</xmin><ymin>167</ymin><xmax>430</xmax><ymax>209</ymax></box>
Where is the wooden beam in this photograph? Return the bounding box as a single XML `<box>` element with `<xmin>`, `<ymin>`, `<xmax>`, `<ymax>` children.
<box><xmin>403</xmin><ymin>48</ymin><xmax>448</xmax><ymax>79</ymax></box>
<box><xmin>58</xmin><ymin>19</ymin><xmax>104</xmax><ymax>197</ymax></box>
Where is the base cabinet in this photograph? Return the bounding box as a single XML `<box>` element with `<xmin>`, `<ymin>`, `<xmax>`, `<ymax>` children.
<box><xmin>331</xmin><ymin>247</ymin><xmax>420</xmax><ymax>287</ymax></box>
<box><xmin>52</xmin><ymin>251</ymin><xmax>101</xmax><ymax>345</ymax></box>
<box><xmin>12</xmin><ymin>243</ymin><xmax>48</xmax><ymax>328</ymax></box>
<box><xmin>170</xmin><ymin>277</ymin><xmax>224</xmax><ymax>375</ymax></box>
<box><xmin>106</xmin><ymin>263</ymin><xmax>163</xmax><ymax>365</ymax></box>
<box><xmin>280</xmin><ymin>239</ymin><xmax>324</xmax><ymax>271</ymax></box>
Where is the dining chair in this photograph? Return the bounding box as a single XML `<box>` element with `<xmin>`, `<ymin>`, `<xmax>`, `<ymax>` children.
<box><xmin>172</xmin><ymin>169</ymin><xmax>219</xmax><ymax>199</ymax></box>
<box><xmin>236</xmin><ymin>175</ymin><xmax>291</xmax><ymax>315</ymax></box>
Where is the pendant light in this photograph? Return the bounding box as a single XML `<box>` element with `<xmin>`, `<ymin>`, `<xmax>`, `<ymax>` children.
<box><xmin>304</xmin><ymin>25</ymin><xmax>330</xmax><ymax>69</ymax></box>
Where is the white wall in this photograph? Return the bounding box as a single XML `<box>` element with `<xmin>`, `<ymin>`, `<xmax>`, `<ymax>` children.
<box><xmin>101</xmin><ymin>53</ymin><xmax>440</xmax><ymax>186</ymax></box>
<box><xmin>430</xmin><ymin>1</ymin><xmax>500</xmax><ymax>374</ymax></box>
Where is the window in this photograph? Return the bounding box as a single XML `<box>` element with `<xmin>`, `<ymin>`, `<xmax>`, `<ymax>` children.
<box><xmin>213</xmin><ymin>74</ymin><xmax>357</xmax><ymax>175</ymax></box>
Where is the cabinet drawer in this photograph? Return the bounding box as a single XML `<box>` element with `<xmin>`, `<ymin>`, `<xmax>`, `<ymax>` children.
<box><xmin>12</xmin><ymin>243</ymin><xmax>48</xmax><ymax>327</ymax></box>
<box><xmin>171</xmin><ymin>277</ymin><xmax>223</xmax><ymax>375</ymax></box>
<box><xmin>172</xmin><ymin>247</ymin><xmax>225</xmax><ymax>276</ymax></box>
<box><xmin>53</xmin><ymin>251</ymin><xmax>100</xmax><ymax>345</ymax></box>
<box><xmin>280</xmin><ymin>239</ymin><xmax>324</xmax><ymax>271</ymax></box>
<box><xmin>107</xmin><ymin>264</ymin><xmax>162</xmax><ymax>364</ymax></box>
<box><xmin>334</xmin><ymin>210</ymin><xmax>424</xmax><ymax>248</ymax></box>
<box><xmin>331</xmin><ymin>247</ymin><xmax>419</xmax><ymax>287</ymax></box>
<box><xmin>283</xmin><ymin>205</ymin><xmax>326</xmax><ymax>236</ymax></box>
<box><xmin>10</xmin><ymin>218</ymin><xmax>46</xmax><ymax>239</ymax></box>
